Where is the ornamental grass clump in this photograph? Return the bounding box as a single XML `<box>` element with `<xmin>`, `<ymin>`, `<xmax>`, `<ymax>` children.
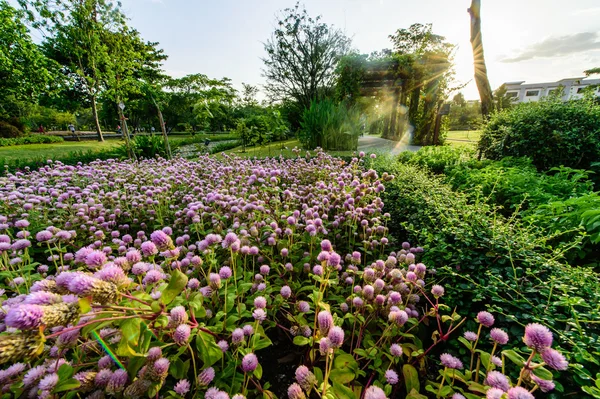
<box><xmin>0</xmin><ymin>152</ymin><xmax>568</xmax><ymax>398</ymax></box>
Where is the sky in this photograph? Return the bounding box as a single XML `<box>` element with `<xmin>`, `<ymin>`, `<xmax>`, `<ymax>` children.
<box><xmin>119</xmin><ymin>0</ymin><xmax>600</xmax><ymax>100</ymax></box>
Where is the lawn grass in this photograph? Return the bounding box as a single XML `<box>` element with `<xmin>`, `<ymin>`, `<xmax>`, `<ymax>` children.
<box><xmin>446</xmin><ymin>130</ymin><xmax>481</xmax><ymax>145</ymax></box>
<box><xmin>0</xmin><ymin>140</ymin><xmax>120</xmax><ymax>162</ymax></box>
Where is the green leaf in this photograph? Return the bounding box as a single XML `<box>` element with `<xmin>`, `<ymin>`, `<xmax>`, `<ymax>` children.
<box><xmin>329</xmin><ymin>368</ymin><xmax>355</xmax><ymax>384</ymax></box>
<box><xmin>161</xmin><ymin>269</ymin><xmax>188</xmax><ymax>305</ymax></box>
<box><xmin>254</xmin><ymin>363</ymin><xmax>263</xmax><ymax>379</ymax></box>
<box><xmin>53</xmin><ymin>379</ymin><xmax>81</xmax><ymax>393</ymax></box>
<box><xmin>403</xmin><ymin>364</ymin><xmax>420</xmax><ymax>394</ymax></box>
<box><xmin>532</xmin><ymin>366</ymin><xmax>554</xmax><ymax>381</ymax></box>
<box><xmin>57</xmin><ymin>364</ymin><xmax>74</xmax><ymax>380</ymax></box>
<box><xmin>332</xmin><ymin>382</ymin><xmax>357</xmax><ymax>399</ymax></box>
<box><xmin>293</xmin><ymin>336</ymin><xmax>310</xmax><ymax>346</ymax></box>
<box><xmin>334</xmin><ymin>353</ymin><xmax>358</xmax><ymax>372</ymax></box>
<box><xmin>195</xmin><ymin>330</ymin><xmax>223</xmax><ymax>367</ymax></box>
<box><xmin>406</xmin><ymin>389</ymin><xmax>428</xmax><ymax>399</ymax></box>
<box><xmin>502</xmin><ymin>349</ymin><xmax>526</xmax><ymax>367</ymax></box>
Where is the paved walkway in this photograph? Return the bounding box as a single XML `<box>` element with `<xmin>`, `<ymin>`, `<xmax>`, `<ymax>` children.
<box><xmin>358</xmin><ymin>135</ymin><xmax>421</xmax><ymax>155</ymax></box>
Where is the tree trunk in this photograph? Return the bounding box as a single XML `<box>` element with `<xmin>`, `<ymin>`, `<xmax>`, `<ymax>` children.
<box><xmin>154</xmin><ymin>98</ymin><xmax>171</xmax><ymax>159</ymax></box>
<box><xmin>468</xmin><ymin>0</ymin><xmax>494</xmax><ymax>119</ymax></box>
<box><xmin>116</xmin><ymin>100</ymin><xmax>134</xmax><ymax>160</ymax></box>
<box><xmin>408</xmin><ymin>85</ymin><xmax>421</xmax><ymax>127</ymax></box>
<box><xmin>90</xmin><ymin>95</ymin><xmax>104</xmax><ymax>142</ymax></box>
<box><xmin>388</xmin><ymin>88</ymin><xmax>400</xmax><ymax>140</ymax></box>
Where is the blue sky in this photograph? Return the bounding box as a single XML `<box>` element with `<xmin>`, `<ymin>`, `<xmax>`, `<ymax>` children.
<box><xmin>122</xmin><ymin>0</ymin><xmax>600</xmax><ymax>99</ymax></box>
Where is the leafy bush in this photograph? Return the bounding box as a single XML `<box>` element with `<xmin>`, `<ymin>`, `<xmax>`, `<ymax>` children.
<box><xmin>374</xmin><ymin>157</ymin><xmax>600</xmax><ymax>394</ymax></box>
<box><xmin>115</xmin><ymin>135</ymin><xmax>171</xmax><ymax>159</ymax></box>
<box><xmin>0</xmin><ymin>121</ymin><xmax>23</xmax><ymax>138</ymax></box>
<box><xmin>209</xmin><ymin>140</ymin><xmax>240</xmax><ymax>154</ymax></box>
<box><xmin>299</xmin><ymin>99</ymin><xmax>361</xmax><ymax>151</ymax></box>
<box><xmin>399</xmin><ymin>147</ymin><xmax>599</xmax><ymax>263</ymax></box>
<box><xmin>478</xmin><ymin>97</ymin><xmax>600</xmax><ymax>171</ymax></box>
<box><xmin>0</xmin><ymin>154</ymin><xmax>569</xmax><ymax>398</ymax></box>
<box><xmin>0</xmin><ymin>134</ymin><xmax>64</xmax><ymax>147</ymax></box>
<box><xmin>0</xmin><ymin>148</ymin><xmax>119</xmax><ymax>176</ymax></box>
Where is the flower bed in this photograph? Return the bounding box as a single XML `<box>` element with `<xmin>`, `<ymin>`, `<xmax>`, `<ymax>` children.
<box><xmin>0</xmin><ymin>152</ymin><xmax>566</xmax><ymax>398</ymax></box>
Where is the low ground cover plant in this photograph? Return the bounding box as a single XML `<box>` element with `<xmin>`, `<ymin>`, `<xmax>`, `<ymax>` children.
<box><xmin>0</xmin><ymin>153</ymin><xmax>568</xmax><ymax>398</ymax></box>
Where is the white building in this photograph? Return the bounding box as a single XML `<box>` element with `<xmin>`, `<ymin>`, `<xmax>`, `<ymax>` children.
<box><xmin>503</xmin><ymin>77</ymin><xmax>600</xmax><ymax>103</ymax></box>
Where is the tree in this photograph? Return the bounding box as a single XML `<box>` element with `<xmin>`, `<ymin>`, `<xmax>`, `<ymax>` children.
<box><xmin>468</xmin><ymin>0</ymin><xmax>494</xmax><ymax>119</ymax></box>
<box><xmin>390</xmin><ymin>23</ymin><xmax>455</xmax><ymax>144</ymax></box>
<box><xmin>26</xmin><ymin>0</ymin><xmax>136</xmax><ymax>141</ymax></box>
<box><xmin>262</xmin><ymin>2</ymin><xmax>351</xmax><ymax>110</ymax></box>
<box><xmin>0</xmin><ymin>0</ymin><xmax>57</xmax><ymax>118</ymax></box>
<box><xmin>241</xmin><ymin>83</ymin><xmax>259</xmax><ymax>107</ymax></box>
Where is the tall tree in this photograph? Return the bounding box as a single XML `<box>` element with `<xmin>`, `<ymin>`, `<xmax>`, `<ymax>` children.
<box><xmin>262</xmin><ymin>2</ymin><xmax>351</xmax><ymax>110</ymax></box>
<box><xmin>0</xmin><ymin>0</ymin><xmax>57</xmax><ymax>118</ymax></box>
<box><xmin>468</xmin><ymin>0</ymin><xmax>493</xmax><ymax>119</ymax></box>
<box><xmin>25</xmin><ymin>0</ymin><xmax>132</xmax><ymax>141</ymax></box>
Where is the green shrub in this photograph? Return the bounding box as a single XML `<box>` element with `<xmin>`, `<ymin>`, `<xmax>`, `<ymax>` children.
<box><xmin>209</xmin><ymin>140</ymin><xmax>240</xmax><ymax>154</ymax></box>
<box><xmin>478</xmin><ymin>97</ymin><xmax>600</xmax><ymax>171</ymax></box>
<box><xmin>299</xmin><ymin>99</ymin><xmax>361</xmax><ymax>151</ymax></box>
<box><xmin>375</xmin><ymin>157</ymin><xmax>600</xmax><ymax>394</ymax></box>
<box><xmin>115</xmin><ymin>135</ymin><xmax>171</xmax><ymax>159</ymax></box>
<box><xmin>0</xmin><ymin>148</ymin><xmax>119</xmax><ymax>176</ymax></box>
<box><xmin>0</xmin><ymin>121</ymin><xmax>22</xmax><ymax>138</ymax></box>
<box><xmin>0</xmin><ymin>134</ymin><xmax>63</xmax><ymax>147</ymax></box>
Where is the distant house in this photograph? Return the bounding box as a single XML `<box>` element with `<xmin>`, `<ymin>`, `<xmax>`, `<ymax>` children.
<box><xmin>502</xmin><ymin>77</ymin><xmax>600</xmax><ymax>103</ymax></box>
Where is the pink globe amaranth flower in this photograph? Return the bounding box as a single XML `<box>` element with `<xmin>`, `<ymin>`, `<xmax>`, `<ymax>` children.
<box><xmin>389</xmin><ymin>310</ymin><xmax>409</xmax><ymax>327</ymax></box>
<box><xmin>242</xmin><ymin>353</ymin><xmax>258</xmax><ymax>373</ymax></box>
<box><xmin>5</xmin><ymin>304</ymin><xmax>44</xmax><ymax>329</ymax></box>
<box><xmin>452</xmin><ymin>394</ymin><xmax>466</xmax><ymax>399</ymax></box>
<box><xmin>125</xmin><ymin>250</ymin><xmax>141</xmax><ymax>264</ymax></box>
<box><xmin>328</xmin><ymin>326</ymin><xmax>344</xmax><ymax>348</ymax></box>
<box><xmin>295</xmin><ymin>365</ymin><xmax>316</xmax><ymax>391</ymax></box>
<box><xmin>298</xmin><ymin>301</ymin><xmax>310</xmax><ymax>313</ymax></box>
<box><xmin>232</xmin><ymin>328</ymin><xmax>245</xmax><ymax>344</ymax></box>
<box><xmin>140</xmin><ymin>241</ymin><xmax>158</xmax><ymax>256</ymax></box>
<box><xmin>170</xmin><ymin>306</ymin><xmax>188</xmax><ymax>326</ymax></box>
<box><xmin>317</xmin><ymin>311</ymin><xmax>333</xmax><ymax>335</ymax></box>
<box><xmin>491</xmin><ymin>355</ymin><xmax>502</xmax><ymax>367</ymax></box>
<box><xmin>36</xmin><ymin>230</ymin><xmax>53</xmax><ymax>242</ymax></box>
<box><xmin>85</xmin><ymin>250</ymin><xmax>107</xmax><ymax>268</ymax></box>
<box><xmin>316</xmin><ymin>251</ymin><xmax>330</xmax><ymax>262</ymax></box>
<box><xmin>280</xmin><ymin>285</ymin><xmax>292</xmax><ymax>298</ymax></box>
<box><xmin>364</xmin><ymin>385</ymin><xmax>387</xmax><ymax>399</ymax></box>
<box><xmin>39</xmin><ymin>373</ymin><xmax>59</xmax><ymax>391</ymax></box>
<box><xmin>390</xmin><ymin>343</ymin><xmax>402</xmax><ymax>357</ymax></box>
<box><xmin>327</xmin><ymin>252</ymin><xmax>341</xmax><ymax>267</ymax></box>
<box><xmin>254</xmin><ymin>296</ymin><xmax>267</xmax><ymax>309</ymax></box>
<box><xmin>153</xmin><ymin>358</ymin><xmax>170</xmax><ymax>377</ymax></box>
<box><xmin>198</xmin><ymin>367</ymin><xmax>215</xmax><ymax>386</ymax></box>
<box><xmin>174</xmin><ymin>379</ymin><xmax>191</xmax><ymax>395</ymax></box>
<box><xmin>477</xmin><ymin>311</ymin><xmax>495</xmax><ymax>327</ymax></box>
<box><xmin>107</xmin><ymin>369</ymin><xmax>128</xmax><ymax>393</ymax></box>
<box><xmin>252</xmin><ymin>308</ymin><xmax>267</xmax><ymax>322</ymax></box>
<box><xmin>489</xmin><ymin>328</ymin><xmax>509</xmax><ymax>345</ymax></box>
<box><xmin>146</xmin><ymin>347</ymin><xmax>162</xmax><ymax>361</ymax></box>
<box><xmin>319</xmin><ymin>337</ymin><xmax>331</xmax><ymax>355</ymax></box>
<box><xmin>219</xmin><ymin>266</ymin><xmax>232</xmax><ymax>279</ymax></box>
<box><xmin>440</xmin><ymin>353</ymin><xmax>463</xmax><ymax>369</ymax></box>
<box><xmin>385</xmin><ymin>369</ymin><xmax>399</xmax><ymax>384</ymax></box>
<box><xmin>523</xmin><ymin>323</ymin><xmax>553</xmax><ymax>352</ymax></box>
<box><xmin>23</xmin><ymin>366</ymin><xmax>46</xmax><ymax>387</ymax></box>
<box><xmin>188</xmin><ymin>278</ymin><xmax>200</xmax><ymax>290</ymax></box>
<box><xmin>464</xmin><ymin>331</ymin><xmax>478</xmax><ymax>342</ymax></box>
<box><xmin>217</xmin><ymin>340</ymin><xmax>229</xmax><ymax>352</ymax></box>
<box><xmin>485</xmin><ymin>371</ymin><xmax>510</xmax><ymax>392</ymax></box>
<box><xmin>287</xmin><ymin>383</ymin><xmax>306</xmax><ymax>399</ymax></box>
<box><xmin>431</xmin><ymin>284</ymin><xmax>444</xmax><ymax>297</ymax></box>
<box><xmin>222</xmin><ymin>232</ymin><xmax>238</xmax><ymax>248</ymax></box>
<box><xmin>209</xmin><ymin>273</ymin><xmax>222</xmax><ymax>289</ymax></box>
<box><xmin>541</xmin><ymin>348</ymin><xmax>568</xmax><ymax>370</ymax></box>
<box><xmin>95</xmin><ymin>369</ymin><xmax>113</xmax><ymax>388</ymax></box>
<box><xmin>531</xmin><ymin>374</ymin><xmax>555</xmax><ymax>393</ymax></box>
<box><xmin>507</xmin><ymin>386</ymin><xmax>534</xmax><ymax>399</ymax></box>
<box><xmin>150</xmin><ymin>230</ymin><xmax>173</xmax><ymax>250</ymax></box>
<box><xmin>259</xmin><ymin>265</ymin><xmax>270</xmax><ymax>275</ymax></box>
<box><xmin>174</xmin><ymin>324</ymin><xmax>191</xmax><ymax>346</ymax></box>
<box><xmin>486</xmin><ymin>387</ymin><xmax>505</xmax><ymax>399</ymax></box>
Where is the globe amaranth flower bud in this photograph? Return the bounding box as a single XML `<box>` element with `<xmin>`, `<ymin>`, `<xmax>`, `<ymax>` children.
<box><xmin>295</xmin><ymin>365</ymin><xmax>316</xmax><ymax>391</ymax></box>
<box><xmin>364</xmin><ymin>385</ymin><xmax>387</xmax><ymax>399</ymax></box>
<box><xmin>327</xmin><ymin>326</ymin><xmax>344</xmax><ymax>348</ymax></box>
<box><xmin>174</xmin><ymin>379</ymin><xmax>191</xmax><ymax>395</ymax></box>
<box><xmin>106</xmin><ymin>369</ymin><xmax>128</xmax><ymax>394</ymax></box>
<box><xmin>485</xmin><ymin>371</ymin><xmax>510</xmax><ymax>392</ymax></box>
<box><xmin>490</xmin><ymin>328</ymin><xmax>509</xmax><ymax>345</ymax></box>
<box><xmin>169</xmin><ymin>306</ymin><xmax>188</xmax><ymax>326</ymax></box>
<box><xmin>541</xmin><ymin>348</ymin><xmax>568</xmax><ymax>370</ymax></box>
